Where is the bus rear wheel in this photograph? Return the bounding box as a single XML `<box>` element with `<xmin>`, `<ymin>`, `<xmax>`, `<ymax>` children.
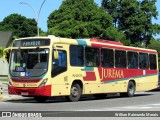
<box><xmin>34</xmin><ymin>96</ymin><xmax>48</xmax><ymax>103</ymax></box>
<box><xmin>120</xmin><ymin>81</ymin><xmax>135</xmax><ymax>97</ymax></box>
<box><xmin>68</xmin><ymin>83</ymin><xmax>82</xmax><ymax>102</ymax></box>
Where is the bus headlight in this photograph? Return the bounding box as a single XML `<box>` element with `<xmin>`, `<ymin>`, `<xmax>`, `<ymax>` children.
<box><xmin>39</xmin><ymin>78</ymin><xmax>48</xmax><ymax>87</ymax></box>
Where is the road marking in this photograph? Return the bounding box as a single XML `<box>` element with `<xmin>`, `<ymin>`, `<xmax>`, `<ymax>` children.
<box><xmin>150</xmin><ymin>103</ymin><xmax>160</xmax><ymax>106</ymax></box>
<box><xmin>135</xmin><ymin>92</ymin><xmax>146</xmax><ymax>94</ymax></box>
<box><xmin>77</xmin><ymin>103</ymin><xmax>160</xmax><ymax>111</ymax></box>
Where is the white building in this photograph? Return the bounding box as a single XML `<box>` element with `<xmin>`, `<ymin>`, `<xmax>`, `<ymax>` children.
<box><xmin>0</xmin><ymin>58</ymin><xmax>8</xmax><ymax>77</ymax></box>
<box><xmin>0</xmin><ymin>31</ymin><xmax>13</xmax><ymax>77</ymax></box>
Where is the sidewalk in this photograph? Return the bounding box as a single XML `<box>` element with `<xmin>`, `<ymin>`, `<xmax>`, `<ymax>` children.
<box><xmin>0</xmin><ymin>90</ymin><xmax>26</xmax><ymax>102</ymax></box>
<box><xmin>0</xmin><ymin>80</ymin><xmax>25</xmax><ymax>102</ymax></box>
<box><xmin>1</xmin><ymin>94</ymin><xmax>25</xmax><ymax>101</ymax></box>
<box><xmin>0</xmin><ymin>77</ymin><xmax>8</xmax><ymax>85</ymax></box>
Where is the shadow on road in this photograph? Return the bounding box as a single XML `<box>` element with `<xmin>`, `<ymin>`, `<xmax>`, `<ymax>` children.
<box><xmin>4</xmin><ymin>92</ymin><xmax>154</xmax><ymax>104</ymax></box>
<box><xmin>148</xmin><ymin>88</ymin><xmax>160</xmax><ymax>92</ymax></box>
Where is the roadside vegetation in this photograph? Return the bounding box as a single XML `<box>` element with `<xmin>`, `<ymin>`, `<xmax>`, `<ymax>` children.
<box><xmin>0</xmin><ymin>0</ymin><xmax>160</xmax><ymax>64</ymax></box>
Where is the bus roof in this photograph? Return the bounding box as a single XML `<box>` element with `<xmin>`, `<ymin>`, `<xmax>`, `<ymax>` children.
<box><xmin>90</xmin><ymin>38</ymin><xmax>124</xmax><ymax>46</ymax></box>
<box><xmin>14</xmin><ymin>36</ymin><xmax>157</xmax><ymax>54</ymax></box>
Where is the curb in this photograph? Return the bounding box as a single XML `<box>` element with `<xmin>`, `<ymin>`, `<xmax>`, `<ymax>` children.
<box><xmin>0</xmin><ymin>82</ymin><xmax>8</xmax><ymax>85</ymax></box>
<box><xmin>0</xmin><ymin>85</ymin><xmax>2</xmax><ymax>100</ymax></box>
<box><xmin>0</xmin><ymin>96</ymin><xmax>3</xmax><ymax>100</ymax></box>
<box><xmin>2</xmin><ymin>82</ymin><xmax>8</xmax><ymax>85</ymax></box>
<box><xmin>0</xmin><ymin>79</ymin><xmax>8</xmax><ymax>85</ymax></box>
<box><xmin>0</xmin><ymin>82</ymin><xmax>26</xmax><ymax>102</ymax></box>
<box><xmin>1</xmin><ymin>94</ymin><xmax>25</xmax><ymax>101</ymax></box>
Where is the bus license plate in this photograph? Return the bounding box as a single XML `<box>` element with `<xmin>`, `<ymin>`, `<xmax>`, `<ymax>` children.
<box><xmin>21</xmin><ymin>92</ymin><xmax>28</xmax><ymax>96</ymax></box>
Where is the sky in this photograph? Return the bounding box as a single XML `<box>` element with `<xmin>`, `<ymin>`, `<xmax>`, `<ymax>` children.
<box><xmin>0</xmin><ymin>0</ymin><xmax>160</xmax><ymax>38</ymax></box>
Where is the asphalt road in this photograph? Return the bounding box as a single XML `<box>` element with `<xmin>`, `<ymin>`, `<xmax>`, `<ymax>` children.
<box><xmin>0</xmin><ymin>89</ymin><xmax>160</xmax><ymax>111</ymax></box>
<box><xmin>1</xmin><ymin>83</ymin><xmax>160</xmax><ymax>117</ymax></box>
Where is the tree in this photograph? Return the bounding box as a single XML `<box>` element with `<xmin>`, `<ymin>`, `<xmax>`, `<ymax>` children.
<box><xmin>48</xmin><ymin>0</ymin><xmax>124</xmax><ymax>41</ymax></box>
<box><xmin>102</xmin><ymin>27</ymin><xmax>130</xmax><ymax>45</ymax></box>
<box><xmin>0</xmin><ymin>14</ymin><xmax>37</xmax><ymax>38</ymax></box>
<box><xmin>148</xmin><ymin>39</ymin><xmax>160</xmax><ymax>67</ymax></box>
<box><xmin>39</xmin><ymin>30</ymin><xmax>48</xmax><ymax>36</ymax></box>
<box><xmin>102</xmin><ymin>0</ymin><xmax>119</xmax><ymax>28</ymax></box>
<box><xmin>119</xmin><ymin>0</ymin><xmax>143</xmax><ymax>44</ymax></box>
<box><xmin>102</xmin><ymin>0</ymin><xmax>160</xmax><ymax>45</ymax></box>
<box><xmin>140</xmin><ymin>0</ymin><xmax>159</xmax><ymax>45</ymax></box>
<box><xmin>0</xmin><ymin>47</ymin><xmax>3</xmax><ymax>58</ymax></box>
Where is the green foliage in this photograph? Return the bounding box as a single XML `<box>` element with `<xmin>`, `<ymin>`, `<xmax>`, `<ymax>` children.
<box><xmin>119</xmin><ymin>0</ymin><xmax>142</xmax><ymax>43</ymax></box>
<box><xmin>148</xmin><ymin>39</ymin><xmax>160</xmax><ymax>53</ymax></box>
<box><xmin>0</xmin><ymin>47</ymin><xmax>4</xmax><ymax>58</ymax></box>
<box><xmin>48</xmin><ymin>0</ymin><xmax>124</xmax><ymax>40</ymax></box>
<box><xmin>148</xmin><ymin>39</ymin><xmax>160</xmax><ymax>67</ymax></box>
<box><xmin>39</xmin><ymin>29</ymin><xmax>48</xmax><ymax>36</ymax></box>
<box><xmin>40</xmin><ymin>31</ymin><xmax>48</xmax><ymax>36</ymax></box>
<box><xmin>102</xmin><ymin>0</ymin><xmax>160</xmax><ymax>45</ymax></box>
<box><xmin>102</xmin><ymin>27</ymin><xmax>130</xmax><ymax>45</ymax></box>
<box><xmin>0</xmin><ymin>14</ymin><xmax>37</xmax><ymax>38</ymax></box>
<box><xmin>102</xmin><ymin>0</ymin><xmax>119</xmax><ymax>28</ymax></box>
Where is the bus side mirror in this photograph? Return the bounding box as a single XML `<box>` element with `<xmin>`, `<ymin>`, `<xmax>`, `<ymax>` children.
<box><xmin>54</xmin><ymin>51</ymin><xmax>59</xmax><ymax>59</ymax></box>
<box><xmin>52</xmin><ymin>44</ymin><xmax>59</xmax><ymax>59</ymax></box>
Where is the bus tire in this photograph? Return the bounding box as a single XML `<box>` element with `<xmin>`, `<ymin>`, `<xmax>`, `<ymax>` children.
<box><xmin>34</xmin><ymin>96</ymin><xmax>48</xmax><ymax>103</ymax></box>
<box><xmin>68</xmin><ymin>83</ymin><xmax>82</xmax><ymax>102</ymax></box>
<box><xmin>120</xmin><ymin>81</ymin><xmax>135</xmax><ymax>97</ymax></box>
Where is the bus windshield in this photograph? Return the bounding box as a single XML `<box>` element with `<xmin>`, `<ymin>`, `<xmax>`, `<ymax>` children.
<box><xmin>10</xmin><ymin>48</ymin><xmax>49</xmax><ymax>77</ymax></box>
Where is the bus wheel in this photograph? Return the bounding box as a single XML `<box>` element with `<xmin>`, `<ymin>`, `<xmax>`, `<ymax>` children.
<box><xmin>68</xmin><ymin>83</ymin><xmax>82</xmax><ymax>102</ymax></box>
<box><xmin>34</xmin><ymin>96</ymin><xmax>48</xmax><ymax>103</ymax></box>
<box><xmin>120</xmin><ymin>81</ymin><xmax>135</xmax><ymax>97</ymax></box>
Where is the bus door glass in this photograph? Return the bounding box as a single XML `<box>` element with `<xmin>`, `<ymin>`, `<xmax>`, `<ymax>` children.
<box><xmin>52</xmin><ymin>50</ymin><xmax>67</xmax><ymax>77</ymax></box>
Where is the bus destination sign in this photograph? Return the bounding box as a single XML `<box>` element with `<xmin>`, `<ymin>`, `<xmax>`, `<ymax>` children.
<box><xmin>13</xmin><ymin>39</ymin><xmax>50</xmax><ymax>47</ymax></box>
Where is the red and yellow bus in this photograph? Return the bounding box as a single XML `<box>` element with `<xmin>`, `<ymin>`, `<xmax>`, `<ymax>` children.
<box><xmin>7</xmin><ymin>36</ymin><xmax>159</xmax><ymax>102</ymax></box>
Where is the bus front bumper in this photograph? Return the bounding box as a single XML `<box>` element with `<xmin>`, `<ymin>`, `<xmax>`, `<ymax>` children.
<box><xmin>8</xmin><ymin>85</ymin><xmax>51</xmax><ymax>97</ymax></box>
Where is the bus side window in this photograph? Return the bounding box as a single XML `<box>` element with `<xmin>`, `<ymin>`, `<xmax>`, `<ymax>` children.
<box><xmin>115</xmin><ymin>50</ymin><xmax>126</xmax><ymax>68</ymax></box>
<box><xmin>139</xmin><ymin>53</ymin><xmax>149</xmax><ymax>69</ymax></box>
<box><xmin>70</xmin><ymin>45</ymin><xmax>84</xmax><ymax>66</ymax></box>
<box><xmin>149</xmin><ymin>54</ymin><xmax>157</xmax><ymax>70</ymax></box>
<box><xmin>127</xmin><ymin>52</ymin><xmax>138</xmax><ymax>69</ymax></box>
<box><xmin>85</xmin><ymin>47</ymin><xmax>99</xmax><ymax>67</ymax></box>
<box><xmin>101</xmin><ymin>49</ymin><xmax>114</xmax><ymax>68</ymax></box>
